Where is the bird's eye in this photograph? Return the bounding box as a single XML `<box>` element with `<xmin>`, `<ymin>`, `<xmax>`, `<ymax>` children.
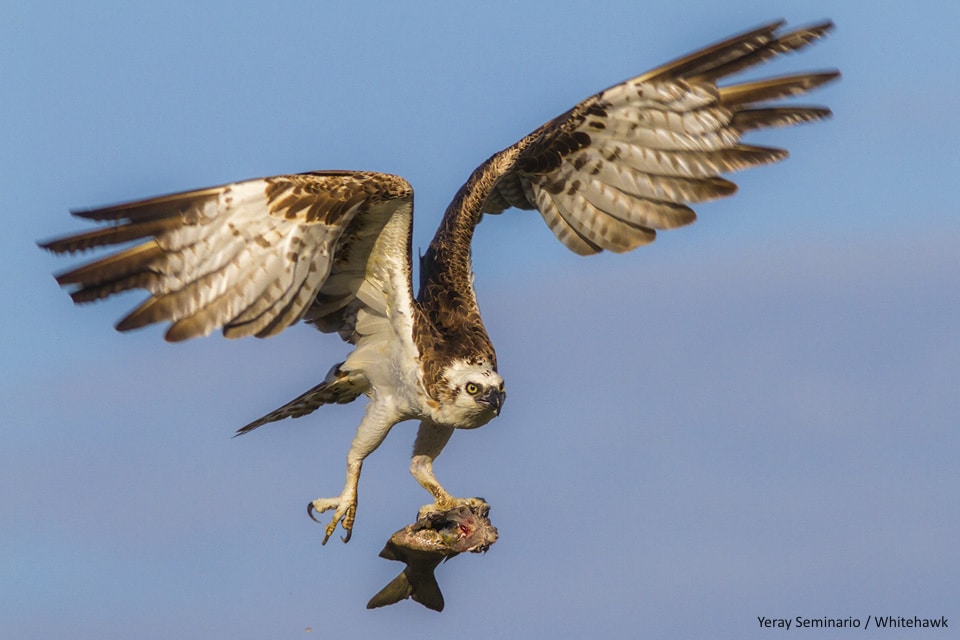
<box><xmin>498</xmin><ymin>382</ymin><xmax>505</xmax><ymax>393</ymax></box>
<box><xmin>465</xmin><ymin>382</ymin><xmax>480</xmax><ymax>395</ymax></box>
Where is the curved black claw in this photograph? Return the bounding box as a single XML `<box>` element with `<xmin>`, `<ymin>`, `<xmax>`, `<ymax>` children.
<box><xmin>307</xmin><ymin>501</ymin><xmax>323</xmax><ymax>525</ymax></box>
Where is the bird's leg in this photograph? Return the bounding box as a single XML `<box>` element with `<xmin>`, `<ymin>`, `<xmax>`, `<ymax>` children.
<box><xmin>410</xmin><ymin>421</ymin><xmax>488</xmax><ymax>519</ymax></box>
<box><xmin>309</xmin><ymin>405</ymin><xmax>393</xmax><ymax>544</ymax></box>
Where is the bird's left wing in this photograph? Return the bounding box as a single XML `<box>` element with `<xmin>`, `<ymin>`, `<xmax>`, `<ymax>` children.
<box><xmin>39</xmin><ymin>171</ymin><xmax>414</xmax><ymax>343</ymax></box>
<box><xmin>480</xmin><ymin>20</ymin><xmax>839</xmax><ymax>255</ymax></box>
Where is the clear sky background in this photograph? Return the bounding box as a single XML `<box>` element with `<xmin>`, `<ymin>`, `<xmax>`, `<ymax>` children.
<box><xmin>2</xmin><ymin>1</ymin><xmax>958</xmax><ymax>638</ymax></box>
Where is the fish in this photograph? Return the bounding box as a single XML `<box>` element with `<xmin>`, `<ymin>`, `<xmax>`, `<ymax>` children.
<box><xmin>367</xmin><ymin>502</ymin><xmax>498</xmax><ymax>611</ymax></box>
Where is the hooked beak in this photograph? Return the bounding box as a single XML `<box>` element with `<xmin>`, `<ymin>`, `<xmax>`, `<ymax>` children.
<box><xmin>480</xmin><ymin>389</ymin><xmax>506</xmax><ymax>416</ymax></box>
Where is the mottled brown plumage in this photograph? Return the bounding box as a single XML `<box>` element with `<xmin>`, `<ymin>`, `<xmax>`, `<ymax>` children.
<box><xmin>39</xmin><ymin>20</ymin><xmax>838</xmax><ymax>544</ymax></box>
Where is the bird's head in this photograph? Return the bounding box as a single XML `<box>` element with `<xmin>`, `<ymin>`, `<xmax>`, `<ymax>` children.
<box><xmin>437</xmin><ymin>359</ymin><xmax>506</xmax><ymax>428</ymax></box>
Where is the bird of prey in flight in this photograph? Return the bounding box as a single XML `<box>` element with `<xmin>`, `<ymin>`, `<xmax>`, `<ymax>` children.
<box><xmin>40</xmin><ymin>20</ymin><xmax>838</xmax><ymax>544</ymax></box>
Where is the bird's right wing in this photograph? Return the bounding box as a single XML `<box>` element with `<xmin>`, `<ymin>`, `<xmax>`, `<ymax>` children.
<box><xmin>39</xmin><ymin>171</ymin><xmax>415</xmax><ymax>344</ymax></box>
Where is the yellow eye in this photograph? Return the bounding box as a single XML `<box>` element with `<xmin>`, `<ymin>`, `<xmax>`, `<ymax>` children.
<box><xmin>465</xmin><ymin>382</ymin><xmax>480</xmax><ymax>395</ymax></box>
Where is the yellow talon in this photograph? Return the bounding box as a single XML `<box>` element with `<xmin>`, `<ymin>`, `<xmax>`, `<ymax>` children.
<box><xmin>342</xmin><ymin>504</ymin><xmax>356</xmax><ymax>540</ymax></box>
<box><xmin>323</xmin><ymin>521</ymin><xmax>337</xmax><ymax>545</ymax></box>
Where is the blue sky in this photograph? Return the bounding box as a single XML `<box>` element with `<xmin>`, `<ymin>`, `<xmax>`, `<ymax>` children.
<box><xmin>2</xmin><ymin>1</ymin><xmax>958</xmax><ymax>638</ymax></box>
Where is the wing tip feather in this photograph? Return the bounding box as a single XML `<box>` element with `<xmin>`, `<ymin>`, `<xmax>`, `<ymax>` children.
<box><xmin>114</xmin><ymin>305</ymin><xmax>156</xmax><ymax>334</ymax></box>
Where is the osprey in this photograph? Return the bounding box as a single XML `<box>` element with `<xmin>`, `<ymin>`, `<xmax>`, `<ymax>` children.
<box><xmin>40</xmin><ymin>20</ymin><xmax>837</xmax><ymax>543</ymax></box>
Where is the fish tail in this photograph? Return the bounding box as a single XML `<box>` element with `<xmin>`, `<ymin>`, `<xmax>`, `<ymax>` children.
<box><xmin>366</xmin><ymin>568</ymin><xmax>444</xmax><ymax>612</ymax></box>
<box><xmin>410</xmin><ymin>571</ymin><xmax>444</xmax><ymax>612</ymax></box>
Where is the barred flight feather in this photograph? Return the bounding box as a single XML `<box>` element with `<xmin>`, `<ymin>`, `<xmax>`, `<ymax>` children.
<box><xmin>575</xmin><ymin>176</ymin><xmax>698</xmax><ymax>230</ymax></box>
<box><xmin>719</xmin><ymin>72</ymin><xmax>840</xmax><ymax>106</ymax></box>
<box><xmin>527</xmin><ymin>181</ymin><xmax>602</xmax><ymax>255</ymax></box>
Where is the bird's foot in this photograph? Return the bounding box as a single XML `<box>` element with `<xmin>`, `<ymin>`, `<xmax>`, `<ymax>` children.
<box><xmin>308</xmin><ymin>495</ymin><xmax>357</xmax><ymax>544</ymax></box>
<box><xmin>418</xmin><ymin>495</ymin><xmax>489</xmax><ymax>520</ymax></box>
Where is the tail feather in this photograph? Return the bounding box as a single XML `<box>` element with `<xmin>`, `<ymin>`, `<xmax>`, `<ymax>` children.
<box><xmin>234</xmin><ymin>364</ymin><xmax>367</xmax><ymax>435</ymax></box>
